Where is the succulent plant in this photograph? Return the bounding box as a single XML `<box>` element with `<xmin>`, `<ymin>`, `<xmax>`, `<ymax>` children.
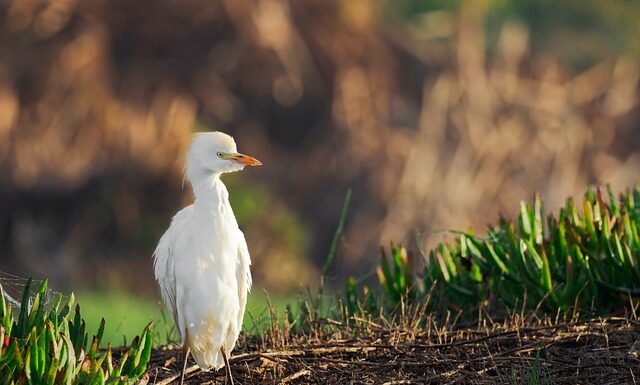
<box><xmin>0</xmin><ymin>279</ymin><xmax>152</xmax><ymax>385</ymax></box>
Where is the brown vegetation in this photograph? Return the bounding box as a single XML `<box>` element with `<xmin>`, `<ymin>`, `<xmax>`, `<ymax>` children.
<box><xmin>147</xmin><ymin>314</ymin><xmax>640</xmax><ymax>384</ymax></box>
<box><xmin>1</xmin><ymin>0</ymin><xmax>639</xmax><ymax>291</ymax></box>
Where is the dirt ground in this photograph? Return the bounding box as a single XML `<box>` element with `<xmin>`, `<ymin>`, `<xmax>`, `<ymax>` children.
<box><xmin>143</xmin><ymin>315</ymin><xmax>640</xmax><ymax>385</ymax></box>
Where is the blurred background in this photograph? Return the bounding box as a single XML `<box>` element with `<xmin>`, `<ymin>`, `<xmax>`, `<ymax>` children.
<box><xmin>1</xmin><ymin>0</ymin><xmax>639</xmax><ymax>342</ymax></box>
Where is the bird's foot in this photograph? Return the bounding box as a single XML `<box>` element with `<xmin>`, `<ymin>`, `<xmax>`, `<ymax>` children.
<box><xmin>220</xmin><ymin>348</ymin><xmax>234</xmax><ymax>385</ymax></box>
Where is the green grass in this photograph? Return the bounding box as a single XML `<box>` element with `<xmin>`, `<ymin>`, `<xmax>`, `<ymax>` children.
<box><xmin>76</xmin><ymin>291</ymin><xmax>170</xmax><ymax>348</ymax></box>
<box><xmin>77</xmin><ymin>290</ymin><xmax>297</xmax><ymax>347</ymax></box>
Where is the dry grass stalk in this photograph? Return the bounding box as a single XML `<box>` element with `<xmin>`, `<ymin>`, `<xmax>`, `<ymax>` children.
<box><xmin>146</xmin><ymin>307</ymin><xmax>640</xmax><ymax>384</ymax></box>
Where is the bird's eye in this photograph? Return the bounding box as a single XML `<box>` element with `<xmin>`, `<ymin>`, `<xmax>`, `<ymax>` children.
<box><xmin>216</xmin><ymin>152</ymin><xmax>224</xmax><ymax>158</ymax></box>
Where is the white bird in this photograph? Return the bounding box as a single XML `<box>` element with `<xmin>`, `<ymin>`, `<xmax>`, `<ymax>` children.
<box><xmin>153</xmin><ymin>132</ymin><xmax>261</xmax><ymax>384</ymax></box>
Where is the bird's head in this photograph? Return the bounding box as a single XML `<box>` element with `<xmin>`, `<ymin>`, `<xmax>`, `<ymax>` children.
<box><xmin>186</xmin><ymin>132</ymin><xmax>261</xmax><ymax>182</ymax></box>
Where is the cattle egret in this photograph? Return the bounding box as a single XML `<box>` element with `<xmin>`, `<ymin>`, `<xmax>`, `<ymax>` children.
<box><xmin>153</xmin><ymin>132</ymin><xmax>261</xmax><ymax>384</ymax></box>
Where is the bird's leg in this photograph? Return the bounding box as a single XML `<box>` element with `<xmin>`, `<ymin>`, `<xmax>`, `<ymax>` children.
<box><xmin>179</xmin><ymin>347</ymin><xmax>190</xmax><ymax>385</ymax></box>
<box><xmin>220</xmin><ymin>347</ymin><xmax>234</xmax><ymax>385</ymax></box>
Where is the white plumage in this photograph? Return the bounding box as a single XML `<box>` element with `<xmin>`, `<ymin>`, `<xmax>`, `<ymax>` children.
<box><xmin>153</xmin><ymin>132</ymin><xmax>261</xmax><ymax>370</ymax></box>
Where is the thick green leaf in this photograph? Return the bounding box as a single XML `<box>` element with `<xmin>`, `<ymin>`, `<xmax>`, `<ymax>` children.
<box><xmin>373</xmin><ymin>184</ymin><xmax>640</xmax><ymax>314</ymax></box>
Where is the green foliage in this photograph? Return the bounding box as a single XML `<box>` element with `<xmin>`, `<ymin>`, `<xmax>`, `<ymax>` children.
<box><xmin>0</xmin><ymin>280</ymin><xmax>151</xmax><ymax>385</ymax></box>
<box><xmin>376</xmin><ymin>244</ymin><xmax>416</xmax><ymax>303</ymax></box>
<box><xmin>76</xmin><ymin>291</ymin><xmax>173</xmax><ymax>348</ymax></box>
<box><xmin>321</xmin><ymin>188</ymin><xmax>352</xmax><ymax>290</ymax></box>
<box><xmin>384</xmin><ymin>0</ymin><xmax>640</xmax><ymax>67</ymax></box>
<box><xmin>270</xmin><ymin>185</ymin><xmax>640</xmax><ymax>337</ymax></box>
<box><xmin>354</xmin><ymin>185</ymin><xmax>640</xmax><ymax>316</ymax></box>
<box><xmin>226</xmin><ymin>174</ymin><xmax>312</xmax><ymax>272</ymax></box>
<box><xmin>340</xmin><ymin>244</ymin><xmax>416</xmax><ymax>320</ymax></box>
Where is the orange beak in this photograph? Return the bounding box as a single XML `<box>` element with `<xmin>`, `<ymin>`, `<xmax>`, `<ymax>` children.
<box><xmin>228</xmin><ymin>153</ymin><xmax>262</xmax><ymax>166</ymax></box>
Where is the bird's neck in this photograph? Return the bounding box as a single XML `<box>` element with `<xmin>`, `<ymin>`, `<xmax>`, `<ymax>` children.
<box><xmin>191</xmin><ymin>174</ymin><xmax>229</xmax><ymax>209</ymax></box>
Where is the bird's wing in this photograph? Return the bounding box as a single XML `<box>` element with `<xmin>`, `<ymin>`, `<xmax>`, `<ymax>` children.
<box><xmin>236</xmin><ymin>228</ymin><xmax>252</xmax><ymax>329</ymax></box>
<box><xmin>153</xmin><ymin>205</ymin><xmax>193</xmax><ymax>331</ymax></box>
